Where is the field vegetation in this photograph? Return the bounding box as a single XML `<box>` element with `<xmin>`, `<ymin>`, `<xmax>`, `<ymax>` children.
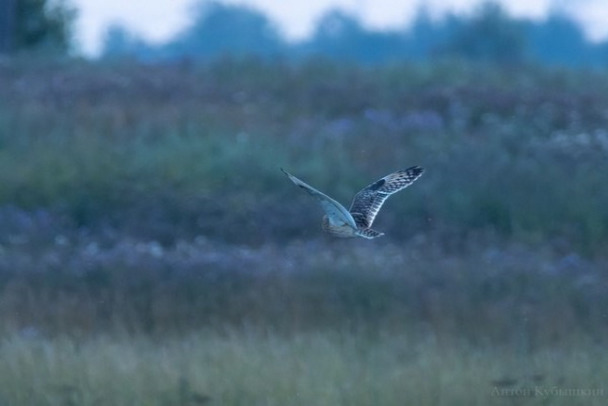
<box><xmin>0</xmin><ymin>58</ymin><xmax>607</xmax><ymax>405</ymax></box>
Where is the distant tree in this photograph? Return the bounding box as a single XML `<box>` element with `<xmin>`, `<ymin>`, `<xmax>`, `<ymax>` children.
<box><xmin>406</xmin><ymin>6</ymin><xmax>466</xmax><ymax>59</ymax></box>
<box><xmin>0</xmin><ymin>0</ymin><xmax>16</xmax><ymax>53</ymax></box>
<box><xmin>525</xmin><ymin>13</ymin><xmax>593</xmax><ymax>66</ymax></box>
<box><xmin>305</xmin><ymin>9</ymin><xmax>405</xmax><ymax>64</ymax></box>
<box><xmin>439</xmin><ymin>2</ymin><xmax>527</xmax><ymax>64</ymax></box>
<box><xmin>407</xmin><ymin>7</ymin><xmax>436</xmax><ymax>59</ymax></box>
<box><xmin>593</xmin><ymin>41</ymin><xmax>608</xmax><ymax>67</ymax></box>
<box><xmin>166</xmin><ymin>1</ymin><xmax>283</xmax><ymax>59</ymax></box>
<box><xmin>101</xmin><ymin>24</ymin><xmax>135</xmax><ymax>58</ymax></box>
<box><xmin>101</xmin><ymin>23</ymin><xmax>154</xmax><ymax>61</ymax></box>
<box><xmin>0</xmin><ymin>0</ymin><xmax>76</xmax><ymax>54</ymax></box>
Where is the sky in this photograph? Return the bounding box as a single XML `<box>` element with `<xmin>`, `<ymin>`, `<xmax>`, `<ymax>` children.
<box><xmin>72</xmin><ymin>0</ymin><xmax>608</xmax><ymax>56</ymax></box>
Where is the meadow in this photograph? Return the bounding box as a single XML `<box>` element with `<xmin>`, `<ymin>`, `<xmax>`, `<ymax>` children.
<box><xmin>0</xmin><ymin>58</ymin><xmax>607</xmax><ymax>405</ymax></box>
<box><xmin>2</xmin><ymin>330</ymin><xmax>607</xmax><ymax>406</ymax></box>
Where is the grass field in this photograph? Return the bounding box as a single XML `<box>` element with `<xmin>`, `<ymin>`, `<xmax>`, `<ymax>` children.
<box><xmin>0</xmin><ymin>58</ymin><xmax>607</xmax><ymax>404</ymax></box>
<box><xmin>2</xmin><ymin>330</ymin><xmax>607</xmax><ymax>406</ymax></box>
<box><xmin>1</xmin><ymin>238</ymin><xmax>606</xmax><ymax>405</ymax></box>
<box><xmin>2</xmin><ymin>59</ymin><xmax>608</xmax><ymax>249</ymax></box>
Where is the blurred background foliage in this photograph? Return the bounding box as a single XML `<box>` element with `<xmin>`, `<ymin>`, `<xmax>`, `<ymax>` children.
<box><xmin>2</xmin><ymin>0</ymin><xmax>608</xmax><ymax>67</ymax></box>
<box><xmin>0</xmin><ymin>0</ymin><xmax>76</xmax><ymax>54</ymax></box>
<box><xmin>0</xmin><ymin>1</ymin><xmax>607</xmax><ymax>405</ymax></box>
<box><xmin>97</xmin><ymin>1</ymin><xmax>608</xmax><ymax>67</ymax></box>
<box><xmin>1</xmin><ymin>60</ymin><xmax>607</xmax><ymax>252</ymax></box>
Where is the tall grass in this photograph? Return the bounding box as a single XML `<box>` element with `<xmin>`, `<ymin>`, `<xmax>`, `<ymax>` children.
<box><xmin>0</xmin><ymin>59</ymin><xmax>607</xmax><ymax>404</ymax></box>
<box><xmin>1</xmin><ymin>59</ymin><xmax>607</xmax><ymax>249</ymax></box>
<box><xmin>1</xmin><ymin>238</ymin><xmax>606</xmax><ymax>342</ymax></box>
<box><xmin>1</xmin><ymin>329</ymin><xmax>607</xmax><ymax>406</ymax></box>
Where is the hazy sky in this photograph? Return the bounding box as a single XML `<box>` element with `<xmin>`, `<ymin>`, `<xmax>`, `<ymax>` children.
<box><xmin>73</xmin><ymin>0</ymin><xmax>608</xmax><ymax>56</ymax></box>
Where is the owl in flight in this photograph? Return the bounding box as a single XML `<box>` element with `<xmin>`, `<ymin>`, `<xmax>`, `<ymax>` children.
<box><xmin>281</xmin><ymin>166</ymin><xmax>424</xmax><ymax>239</ymax></box>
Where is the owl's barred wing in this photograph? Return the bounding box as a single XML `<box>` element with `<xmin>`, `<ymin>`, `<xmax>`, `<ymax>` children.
<box><xmin>349</xmin><ymin>166</ymin><xmax>424</xmax><ymax>228</ymax></box>
<box><xmin>281</xmin><ymin>169</ymin><xmax>357</xmax><ymax>229</ymax></box>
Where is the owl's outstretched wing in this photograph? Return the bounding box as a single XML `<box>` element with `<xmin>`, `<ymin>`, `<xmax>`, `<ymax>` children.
<box><xmin>281</xmin><ymin>168</ymin><xmax>357</xmax><ymax>229</ymax></box>
<box><xmin>349</xmin><ymin>166</ymin><xmax>424</xmax><ymax>228</ymax></box>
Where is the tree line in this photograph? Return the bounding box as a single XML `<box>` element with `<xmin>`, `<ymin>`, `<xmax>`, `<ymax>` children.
<box><xmin>1</xmin><ymin>0</ymin><xmax>608</xmax><ymax>67</ymax></box>
<box><xmin>102</xmin><ymin>1</ymin><xmax>608</xmax><ymax>67</ymax></box>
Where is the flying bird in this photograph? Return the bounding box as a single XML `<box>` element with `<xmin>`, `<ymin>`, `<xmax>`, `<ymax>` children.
<box><xmin>281</xmin><ymin>166</ymin><xmax>424</xmax><ymax>239</ymax></box>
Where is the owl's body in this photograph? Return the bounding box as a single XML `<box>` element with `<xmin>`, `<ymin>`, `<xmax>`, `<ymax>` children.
<box><xmin>321</xmin><ymin>216</ymin><xmax>384</xmax><ymax>238</ymax></box>
<box><xmin>321</xmin><ymin>215</ymin><xmax>356</xmax><ymax>237</ymax></box>
<box><xmin>282</xmin><ymin>166</ymin><xmax>424</xmax><ymax>239</ymax></box>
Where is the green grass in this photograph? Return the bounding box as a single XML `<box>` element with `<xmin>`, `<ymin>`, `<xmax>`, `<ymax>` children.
<box><xmin>1</xmin><ymin>59</ymin><xmax>608</xmax><ymax>249</ymax></box>
<box><xmin>0</xmin><ymin>329</ymin><xmax>606</xmax><ymax>406</ymax></box>
<box><xmin>2</xmin><ymin>239</ymin><xmax>606</xmax><ymax>340</ymax></box>
<box><xmin>0</xmin><ymin>237</ymin><xmax>604</xmax><ymax>405</ymax></box>
<box><xmin>0</xmin><ymin>58</ymin><xmax>607</xmax><ymax>405</ymax></box>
